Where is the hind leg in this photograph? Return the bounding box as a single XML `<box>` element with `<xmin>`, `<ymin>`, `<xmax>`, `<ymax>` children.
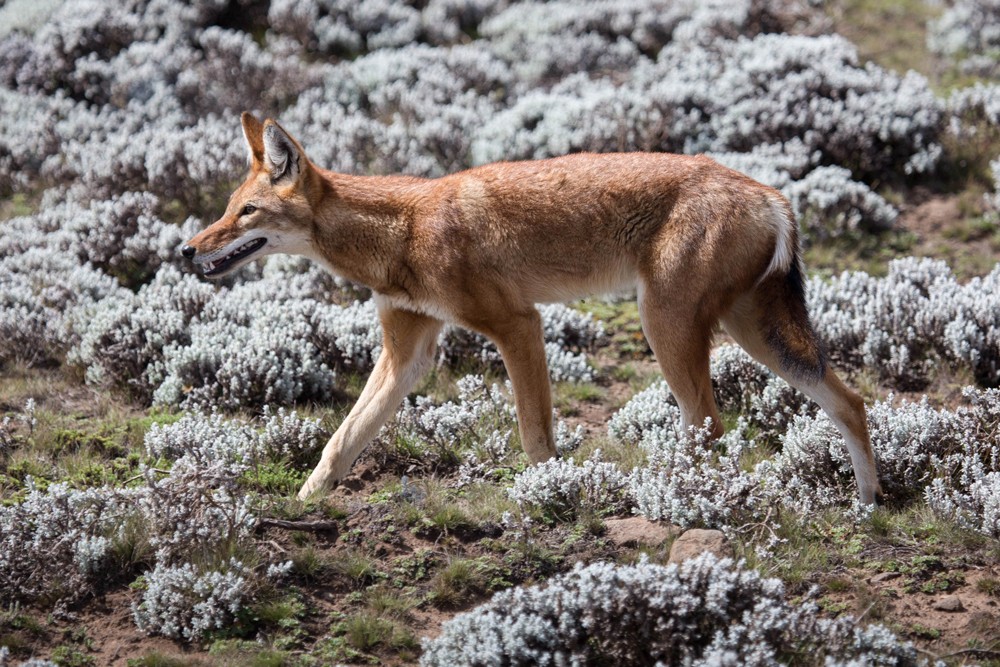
<box><xmin>722</xmin><ymin>296</ymin><xmax>883</xmax><ymax>505</ymax></box>
<box><xmin>638</xmin><ymin>283</ymin><xmax>724</xmax><ymax>439</ymax></box>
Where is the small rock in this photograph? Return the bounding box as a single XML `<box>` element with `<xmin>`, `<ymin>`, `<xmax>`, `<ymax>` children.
<box><xmin>604</xmin><ymin>517</ymin><xmax>678</xmax><ymax>548</ymax></box>
<box><xmin>933</xmin><ymin>595</ymin><xmax>965</xmax><ymax>612</ymax></box>
<box><xmin>870</xmin><ymin>572</ymin><xmax>901</xmax><ymax>584</ymax></box>
<box><xmin>668</xmin><ymin>529</ymin><xmax>732</xmax><ymax>564</ymax></box>
<box><xmin>341</xmin><ymin>477</ymin><xmax>365</xmax><ymax>491</ymax></box>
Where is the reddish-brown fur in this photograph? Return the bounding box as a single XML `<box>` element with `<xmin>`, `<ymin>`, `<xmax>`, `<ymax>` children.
<box><xmin>184</xmin><ymin>113</ymin><xmax>883</xmax><ymax>505</ymax></box>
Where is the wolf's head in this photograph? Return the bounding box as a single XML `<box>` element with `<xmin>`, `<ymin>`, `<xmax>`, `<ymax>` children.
<box><xmin>182</xmin><ymin>112</ymin><xmax>319</xmax><ymax>278</ymax></box>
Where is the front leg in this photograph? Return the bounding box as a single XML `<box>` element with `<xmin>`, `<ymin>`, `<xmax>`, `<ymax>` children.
<box><xmin>298</xmin><ymin>305</ymin><xmax>442</xmax><ymax>499</ymax></box>
<box><xmin>486</xmin><ymin>308</ymin><xmax>556</xmax><ymax>464</ymax></box>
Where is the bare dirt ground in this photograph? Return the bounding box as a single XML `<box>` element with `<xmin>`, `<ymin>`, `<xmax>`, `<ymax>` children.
<box><xmin>900</xmin><ymin>193</ymin><xmax>1000</xmax><ymax>279</ymax></box>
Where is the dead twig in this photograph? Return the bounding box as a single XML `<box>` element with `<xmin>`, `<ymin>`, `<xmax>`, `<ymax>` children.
<box><xmin>257</xmin><ymin>517</ymin><xmax>340</xmax><ymax>533</ymax></box>
<box><xmin>266</xmin><ymin>539</ymin><xmax>289</xmax><ymax>554</ymax></box>
<box><xmin>122</xmin><ymin>468</ymin><xmax>172</xmax><ymax>485</ymax></box>
<box><xmin>852</xmin><ymin>601</ymin><xmax>877</xmax><ymax>624</ymax></box>
<box><xmin>936</xmin><ymin>648</ymin><xmax>1000</xmax><ymax>661</ymax></box>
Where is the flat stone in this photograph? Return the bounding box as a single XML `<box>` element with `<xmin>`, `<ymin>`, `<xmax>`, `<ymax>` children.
<box><xmin>933</xmin><ymin>595</ymin><xmax>965</xmax><ymax>612</ymax></box>
<box><xmin>870</xmin><ymin>572</ymin><xmax>902</xmax><ymax>584</ymax></box>
<box><xmin>668</xmin><ymin>528</ymin><xmax>732</xmax><ymax>564</ymax></box>
<box><xmin>604</xmin><ymin>517</ymin><xmax>679</xmax><ymax>548</ymax></box>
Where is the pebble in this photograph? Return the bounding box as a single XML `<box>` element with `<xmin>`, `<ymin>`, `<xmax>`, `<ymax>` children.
<box><xmin>604</xmin><ymin>517</ymin><xmax>679</xmax><ymax>548</ymax></box>
<box><xmin>668</xmin><ymin>529</ymin><xmax>732</xmax><ymax>564</ymax></box>
<box><xmin>933</xmin><ymin>595</ymin><xmax>965</xmax><ymax>612</ymax></box>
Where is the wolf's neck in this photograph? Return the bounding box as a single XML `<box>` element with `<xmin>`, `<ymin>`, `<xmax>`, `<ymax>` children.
<box><xmin>308</xmin><ymin>170</ymin><xmax>429</xmax><ymax>293</ymax></box>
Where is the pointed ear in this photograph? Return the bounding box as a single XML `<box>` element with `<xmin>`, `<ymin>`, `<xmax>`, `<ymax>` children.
<box><xmin>241</xmin><ymin>112</ymin><xmax>265</xmax><ymax>166</ymax></box>
<box><xmin>262</xmin><ymin>119</ymin><xmax>306</xmax><ymax>183</ymax></box>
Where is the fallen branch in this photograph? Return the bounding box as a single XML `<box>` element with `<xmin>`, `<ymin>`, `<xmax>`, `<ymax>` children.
<box><xmin>257</xmin><ymin>517</ymin><xmax>340</xmax><ymax>533</ymax></box>
<box><xmin>937</xmin><ymin>648</ymin><xmax>1000</xmax><ymax>661</ymax></box>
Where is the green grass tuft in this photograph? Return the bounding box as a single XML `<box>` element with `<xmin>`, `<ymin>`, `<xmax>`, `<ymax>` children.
<box><xmin>240</xmin><ymin>460</ymin><xmax>308</xmax><ymax>495</ymax></box>
<box><xmin>977</xmin><ymin>576</ymin><xmax>1000</xmax><ymax>598</ymax></box>
<box><xmin>430</xmin><ymin>558</ymin><xmax>490</xmax><ymax>608</ymax></box>
<box><xmin>331</xmin><ymin>548</ymin><xmax>381</xmax><ymax>587</ymax></box>
<box><xmin>364</xmin><ymin>585</ymin><xmax>418</xmax><ymax>618</ymax></box>
<box><xmin>126</xmin><ymin>653</ymin><xmax>197</xmax><ymax>667</ymax></box>
<box><xmin>331</xmin><ymin>612</ymin><xmax>418</xmax><ymax>658</ymax></box>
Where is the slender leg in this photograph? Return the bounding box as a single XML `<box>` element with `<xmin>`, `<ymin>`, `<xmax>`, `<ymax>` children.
<box><xmin>637</xmin><ymin>283</ymin><xmax>724</xmax><ymax>438</ymax></box>
<box><xmin>297</xmin><ymin>306</ymin><xmax>442</xmax><ymax>499</ymax></box>
<box><xmin>488</xmin><ymin>308</ymin><xmax>556</xmax><ymax>463</ymax></box>
<box><xmin>722</xmin><ymin>296</ymin><xmax>883</xmax><ymax>505</ymax></box>
<box><xmin>800</xmin><ymin>369</ymin><xmax>882</xmax><ymax>504</ymax></box>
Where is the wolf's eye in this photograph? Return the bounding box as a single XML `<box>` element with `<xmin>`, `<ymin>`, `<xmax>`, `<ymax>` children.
<box><xmin>241</xmin><ymin>204</ymin><xmax>257</xmax><ymax>216</ymax></box>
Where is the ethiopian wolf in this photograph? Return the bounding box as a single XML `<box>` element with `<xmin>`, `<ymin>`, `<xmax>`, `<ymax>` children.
<box><xmin>182</xmin><ymin>113</ymin><xmax>883</xmax><ymax>505</ymax></box>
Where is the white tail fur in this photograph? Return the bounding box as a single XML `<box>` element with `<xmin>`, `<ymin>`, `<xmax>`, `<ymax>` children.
<box><xmin>759</xmin><ymin>198</ymin><xmax>797</xmax><ymax>283</ymax></box>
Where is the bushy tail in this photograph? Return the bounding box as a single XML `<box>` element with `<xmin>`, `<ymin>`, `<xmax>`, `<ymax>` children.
<box><xmin>757</xmin><ymin>198</ymin><xmax>798</xmax><ymax>283</ymax></box>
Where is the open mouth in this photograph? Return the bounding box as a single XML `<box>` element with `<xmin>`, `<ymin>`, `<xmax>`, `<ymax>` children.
<box><xmin>201</xmin><ymin>237</ymin><xmax>267</xmax><ymax>276</ymax></box>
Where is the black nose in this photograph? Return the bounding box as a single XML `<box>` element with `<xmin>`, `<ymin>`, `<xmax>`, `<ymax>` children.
<box><xmin>181</xmin><ymin>245</ymin><xmax>196</xmax><ymax>259</ymax></box>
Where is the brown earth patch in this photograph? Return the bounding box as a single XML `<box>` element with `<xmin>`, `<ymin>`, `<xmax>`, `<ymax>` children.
<box><xmin>821</xmin><ymin>566</ymin><xmax>1000</xmax><ymax>659</ymax></box>
<box><xmin>896</xmin><ymin>193</ymin><xmax>1000</xmax><ymax>280</ymax></box>
<box><xmin>901</xmin><ymin>194</ymin><xmax>963</xmax><ymax>238</ymax></box>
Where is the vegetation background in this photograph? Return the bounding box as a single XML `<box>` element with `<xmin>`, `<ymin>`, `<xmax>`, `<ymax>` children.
<box><xmin>1</xmin><ymin>0</ymin><xmax>1000</xmax><ymax>664</ymax></box>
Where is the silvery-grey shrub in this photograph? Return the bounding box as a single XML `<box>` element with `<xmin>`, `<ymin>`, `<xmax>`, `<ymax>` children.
<box><xmin>138</xmin><ymin>409</ymin><xmax>322</xmax><ymax>566</ymax></box>
<box><xmin>0</xmin><ymin>88</ymin><xmax>72</xmax><ymax>194</ymax></box>
<box><xmin>611</xmin><ymin>364</ymin><xmax>1000</xmax><ymax>530</ymax></box>
<box><xmin>473</xmin><ymin>33</ymin><xmax>942</xmax><ymax>181</ymax></box>
<box><xmin>152</xmin><ymin>302</ymin><xmax>340</xmax><ymax>410</ymax></box>
<box><xmin>282</xmin><ymin>42</ymin><xmax>515</xmax><ymax>177</ymax></box>
<box><xmin>386</xmin><ymin>374</ymin><xmax>516</xmax><ymax>468</ymax></box>
<box><xmin>144</xmin><ymin>407</ymin><xmax>326</xmax><ymax>475</ymax></box>
<box><xmin>0</xmin><ymin>190</ymin><xmax>198</xmax><ymax>286</ymax></box>
<box><xmin>421</xmin><ymin>554</ymin><xmax>924</xmax><ymax>666</ymax></box>
<box><xmin>0</xmin><ymin>481</ymin><xmax>132</xmax><ymax>604</ymax></box>
<box><xmin>133</xmin><ymin>559</ymin><xmax>250</xmax><ymax>641</ymax></box>
<box><xmin>629</xmin><ymin>421</ymin><xmax>762</xmax><ymax>528</ymax></box>
<box><xmin>923</xmin><ymin>388</ymin><xmax>1000</xmax><ymax>537</ymax></box>
<box><xmin>66</xmin><ymin>259</ymin><xmax>385</xmax><ymax>409</ymax></box>
<box><xmin>269</xmin><ymin>0</ymin><xmax>504</xmax><ymax>53</ymax></box>
<box><xmin>0</xmin><ymin>408</ymin><xmax>312</xmax><ymax>614</ymax></box>
<box><xmin>760</xmin><ymin>388</ymin><xmax>1000</xmax><ymax>521</ymax></box>
<box><xmin>782</xmin><ymin>165</ymin><xmax>898</xmax><ymax>239</ymax></box>
<box><xmin>508</xmin><ymin>452</ymin><xmax>631</xmax><ymax>517</ymax></box>
<box><xmin>0</xmin><ymin>248</ymin><xmax>124</xmax><ymax>367</ymax></box>
<box><xmin>928</xmin><ymin>0</ymin><xmax>1000</xmax><ymax>76</ymax></box>
<box><xmin>438</xmin><ymin>303</ymin><xmax>603</xmax><ymax>383</ymax></box>
<box><xmin>0</xmin><ymin>0</ymin><xmax>278</xmax><ymax>205</ymax></box>
<box><xmin>0</xmin><ymin>646</ymin><xmax>58</xmax><ymax>667</ymax></box>
<box><xmin>68</xmin><ymin>266</ymin><xmax>215</xmax><ymax>402</ymax></box>
<box><xmin>927</xmin><ymin>472</ymin><xmax>1000</xmax><ymax>539</ymax></box>
<box><xmin>808</xmin><ymin>258</ymin><xmax>1000</xmax><ymax>387</ymax></box>
<box><xmin>612</xmin><ymin>358</ymin><xmax>766</xmax><ymax>530</ymax></box>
